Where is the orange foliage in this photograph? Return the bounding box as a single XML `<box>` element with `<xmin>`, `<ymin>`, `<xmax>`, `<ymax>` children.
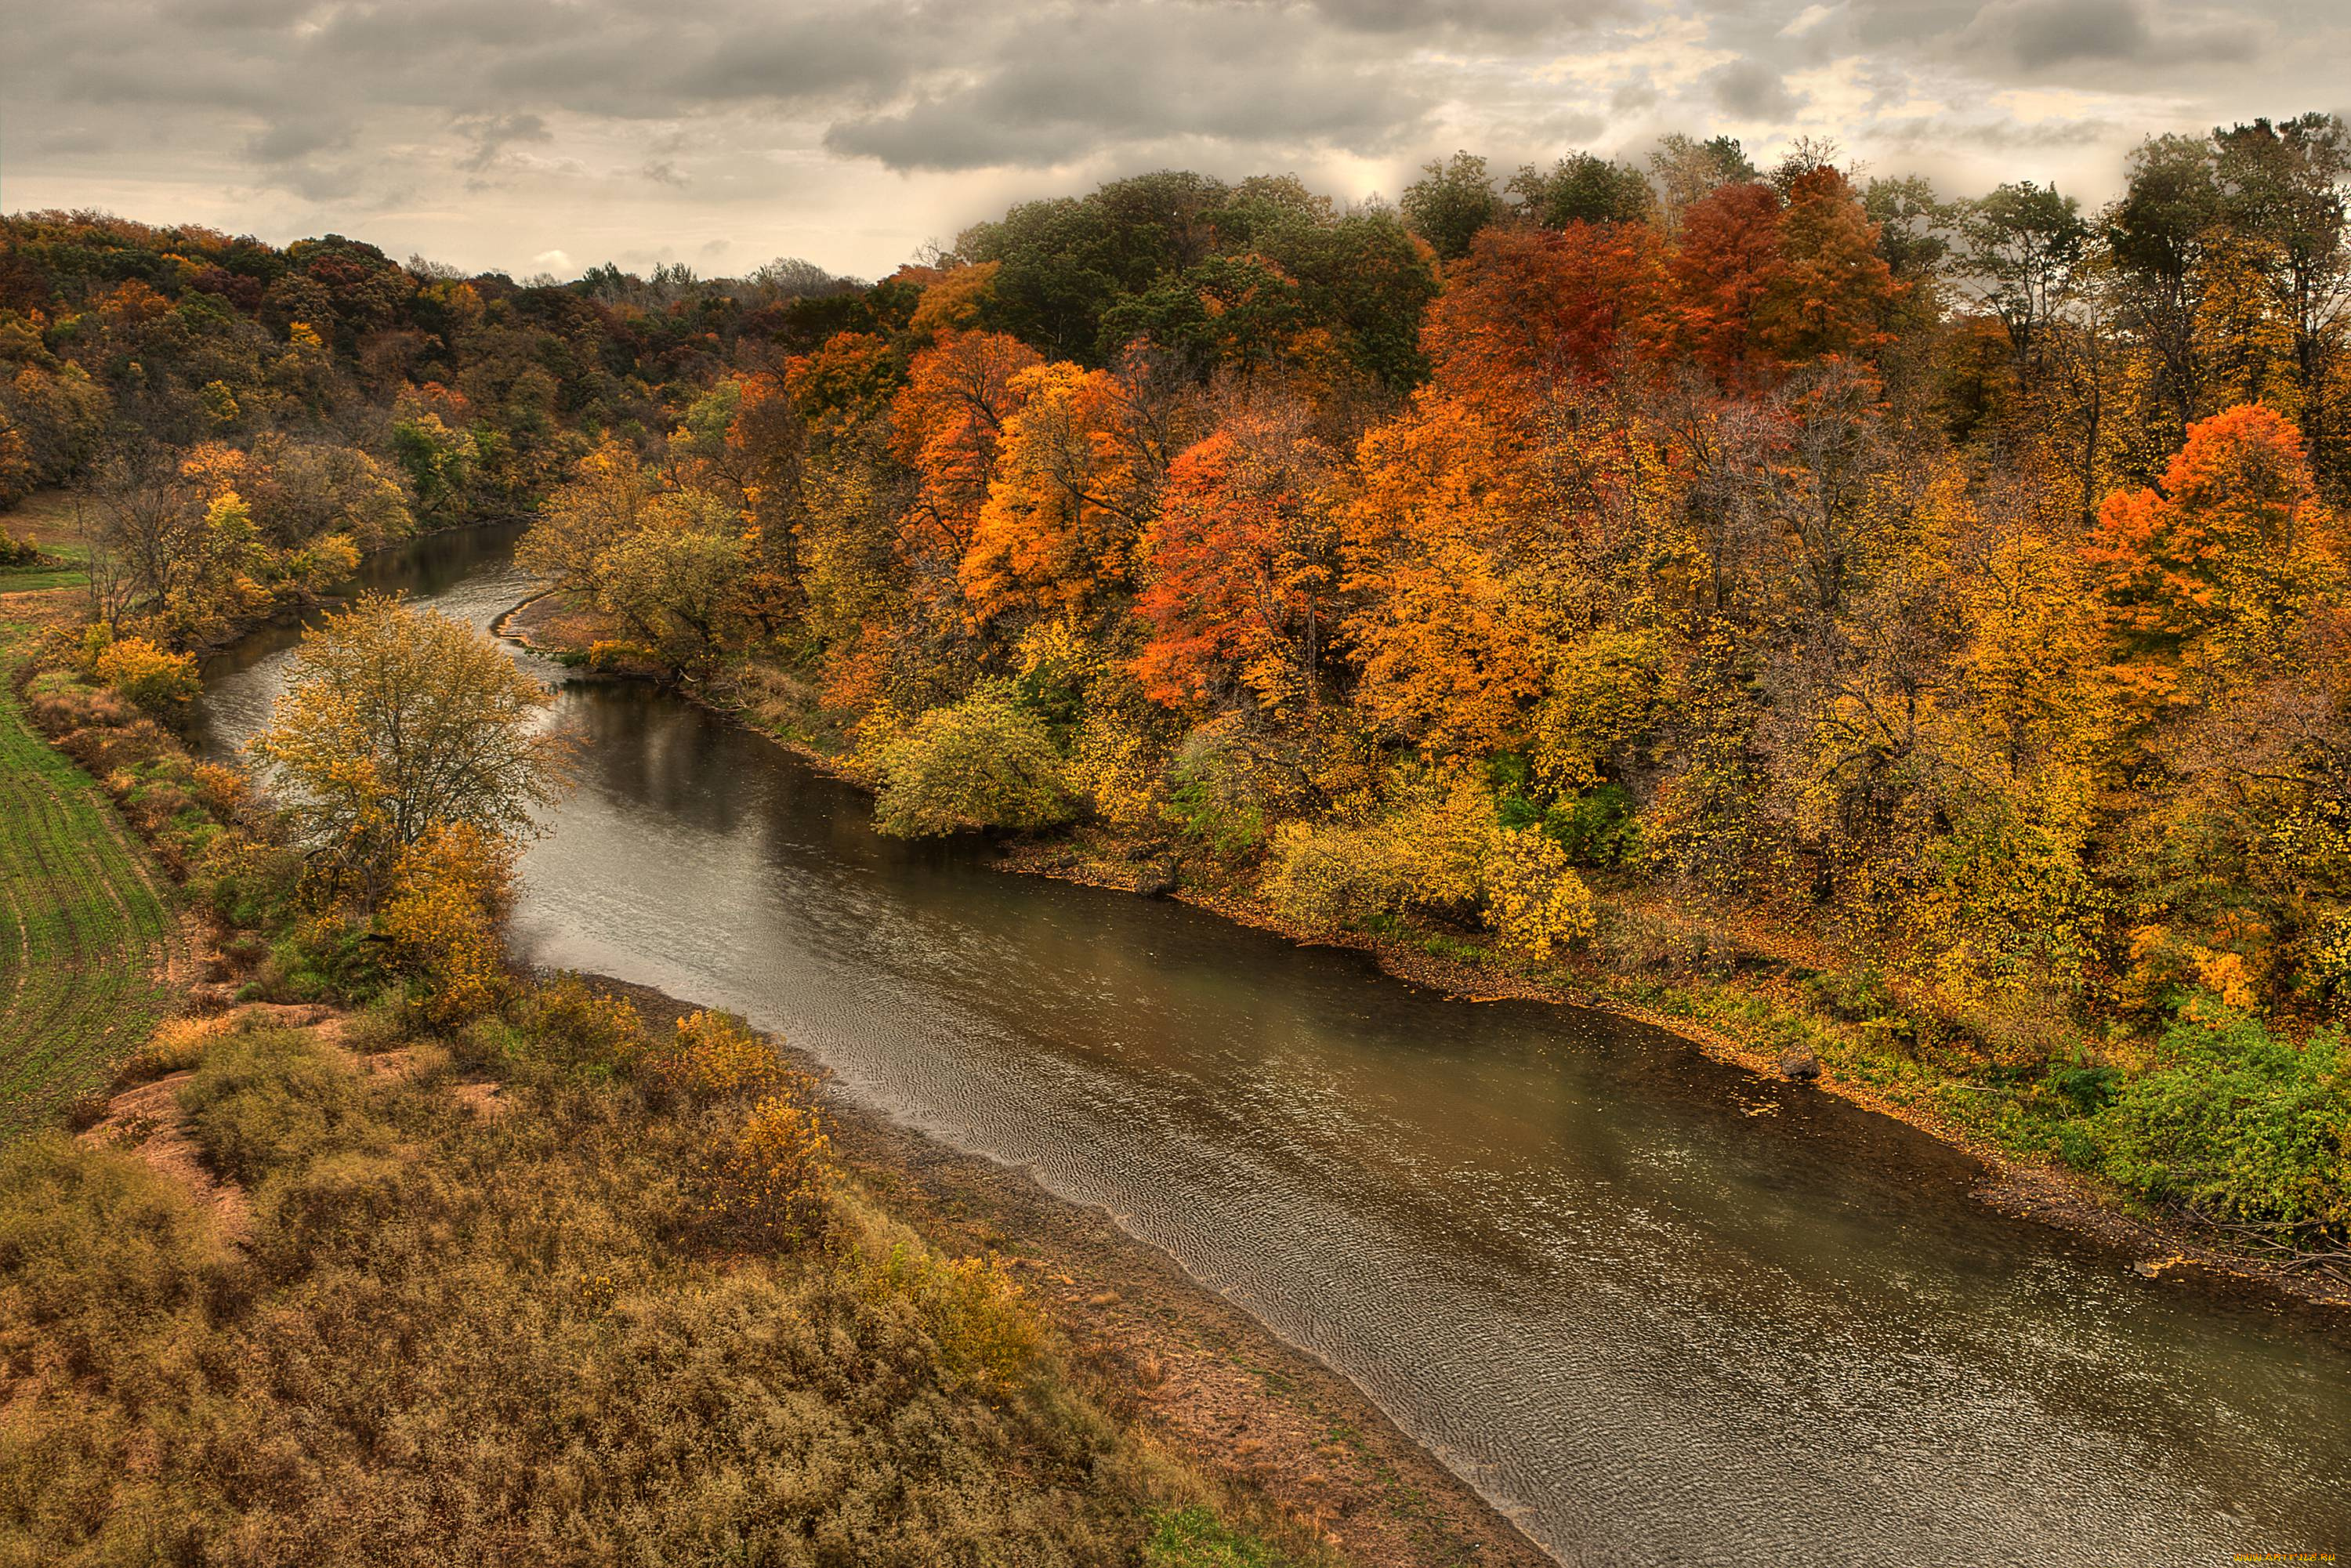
<box><xmin>2088</xmin><ymin>403</ymin><xmax>2335</xmax><ymax>663</ymax></box>
<box><xmin>1421</xmin><ymin>223</ymin><xmax>1665</xmax><ymax>412</ymax></box>
<box><xmin>889</xmin><ymin>331</ymin><xmax>1041</xmax><ymax>561</ymax></box>
<box><xmin>1134</xmin><ymin>410</ymin><xmax>1340</xmax><ymax>712</ymax></box>
<box><xmin>1342</xmin><ymin>393</ymin><xmax>1550</xmax><ymax>751</ymax></box>
<box><xmin>958</xmin><ymin>361</ymin><xmax>1154</xmax><ymax>624</ymax></box>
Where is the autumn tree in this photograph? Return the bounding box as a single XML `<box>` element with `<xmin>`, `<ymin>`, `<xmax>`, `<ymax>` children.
<box><xmin>250</xmin><ymin>594</ymin><xmax>574</xmax><ymax>902</ymax></box>
<box><xmin>1134</xmin><ymin>407</ymin><xmax>1342</xmax><ymax>714</ymax></box>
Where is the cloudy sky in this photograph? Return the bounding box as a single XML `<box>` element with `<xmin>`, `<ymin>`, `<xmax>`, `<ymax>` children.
<box><xmin>3</xmin><ymin>0</ymin><xmax>2344</xmax><ymax>281</ymax></box>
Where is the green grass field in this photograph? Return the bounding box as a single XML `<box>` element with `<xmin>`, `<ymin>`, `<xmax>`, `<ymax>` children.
<box><xmin>0</xmin><ymin>622</ymin><xmax>179</xmax><ymax>1135</ymax></box>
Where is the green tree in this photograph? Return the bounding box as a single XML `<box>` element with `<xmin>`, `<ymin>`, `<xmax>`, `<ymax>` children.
<box><xmin>1402</xmin><ymin>151</ymin><xmax>1502</xmax><ymax>261</ymax></box>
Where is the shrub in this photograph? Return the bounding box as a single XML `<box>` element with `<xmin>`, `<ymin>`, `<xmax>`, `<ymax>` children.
<box><xmin>118</xmin><ymin>1014</ymin><xmax>236</xmax><ymax>1085</ymax></box>
<box><xmin>511</xmin><ymin>972</ymin><xmax>647</xmax><ymax>1068</ymax></box>
<box><xmin>862</xmin><ymin>1242</ymin><xmax>1045</xmax><ymax>1396</ymax></box>
<box><xmin>1482</xmin><ymin>825</ymin><xmax>1596</xmax><ymax>961</ymax></box>
<box><xmin>0</xmin><ymin>1134</ymin><xmax>230</xmax><ymax>1382</ymax></box>
<box><xmin>377</xmin><ymin>821</ymin><xmax>515</xmax><ymax>1027</ymax></box>
<box><xmin>705</xmin><ymin>1092</ymin><xmax>835</xmax><ymax>1246</ymax></box>
<box><xmin>177</xmin><ymin>1027</ymin><xmax>386</xmax><ymax>1186</ymax></box>
<box><xmin>639</xmin><ymin>1009</ymin><xmax>795</xmax><ymax>1103</ymax></box>
<box><xmin>2092</xmin><ymin>998</ymin><xmax>2350</xmax><ymax>1235</ymax></box>
<box><xmin>92</xmin><ymin>636</ymin><xmax>201</xmax><ymax>714</ymax></box>
<box><xmin>871</xmin><ymin>690</ymin><xmax>1074</xmax><ymax>837</ymax></box>
<box><xmin>1545</xmin><ymin>782</ymin><xmax>1639</xmax><ymax>866</ymax></box>
<box><xmin>1261</xmin><ymin>819</ymin><xmax>1413</xmax><ymax>929</ymax></box>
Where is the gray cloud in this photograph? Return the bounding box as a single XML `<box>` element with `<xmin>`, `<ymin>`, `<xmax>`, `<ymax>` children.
<box><xmin>5</xmin><ymin>0</ymin><xmax>2346</xmax><ymax>278</ymax></box>
<box><xmin>825</xmin><ymin>5</ymin><xmax>1439</xmax><ymax>171</ymax></box>
<box><xmin>1708</xmin><ymin>59</ymin><xmax>1802</xmax><ymax>121</ymax></box>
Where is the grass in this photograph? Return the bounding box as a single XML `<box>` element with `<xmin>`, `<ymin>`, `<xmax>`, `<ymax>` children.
<box><xmin>0</xmin><ymin>620</ymin><xmax>179</xmax><ymax>1135</ymax></box>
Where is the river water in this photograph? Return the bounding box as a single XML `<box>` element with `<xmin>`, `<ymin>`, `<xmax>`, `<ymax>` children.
<box><xmin>201</xmin><ymin>527</ymin><xmax>2351</xmax><ymax>1566</ymax></box>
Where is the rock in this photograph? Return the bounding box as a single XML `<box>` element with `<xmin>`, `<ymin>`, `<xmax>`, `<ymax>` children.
<box><xmin>1777</xmin><ymin>1048</ymin><xmax>1821</xmax><ymax>1082</ymax></box>
<box><xmin>1133</xmin><ymin>862</ymin><xmax>1178</xmax><ymax>898</ymax></box>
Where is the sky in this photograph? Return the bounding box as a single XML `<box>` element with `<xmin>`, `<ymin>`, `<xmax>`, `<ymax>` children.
<box><xmin>2</xmin><ymin>0</ymin><xmax>2345</xmax><ymax>284</ymax></box>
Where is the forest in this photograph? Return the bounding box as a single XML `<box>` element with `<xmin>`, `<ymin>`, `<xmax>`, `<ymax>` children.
<box><xmin>4</xmin><ymin>113</ymin><xmax>2348</xmax><ymax>1273</ymax></box>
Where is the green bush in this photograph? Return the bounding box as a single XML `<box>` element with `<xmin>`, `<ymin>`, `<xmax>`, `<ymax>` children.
<box><xmin>1545</xmin><ymin>783</ymin><xmax>1639</xmax><ymax>867</ymax></box>
<box><xmin>2092</xmin><ymin>1000</ymin><xmax>2350</xmax><ymax>1233</ymax></box>
<box><xmin>872</xmin><ymin>690</ymin><xmax>1074</xmax><ymax>838</ymax></box>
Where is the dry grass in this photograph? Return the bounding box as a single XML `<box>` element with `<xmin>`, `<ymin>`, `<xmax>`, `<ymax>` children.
<box><xmin>0</xmin><ymin>1005</ymin><xmax>1320</xmax><ymax>1566</ymax></box>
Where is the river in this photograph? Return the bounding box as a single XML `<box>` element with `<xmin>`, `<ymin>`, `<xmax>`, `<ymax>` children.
<box><xmin>201</xmin><ymin>525</ymin><xmax>2351</xmax><ymax>1566</ymax></box>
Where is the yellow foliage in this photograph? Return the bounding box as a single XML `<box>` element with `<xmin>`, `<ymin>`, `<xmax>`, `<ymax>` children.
<box><xmin>93</xmin><ymin>637</ymin><xmax>199</xmax><ymax>712</ymax></box>
<box><xmin>1482</xmin><ymin>825</ymin><xmax>1596</xmax><ymax>960</ymax></box>
<box><xmin>705</xmin><ymin>1092</ymin><xmax>836</xmax><ymax>1245</ymax></box>
<box><xmin>377</xmin><ymin>822</ymin><xmax>515</xmax><ymax>1027</ymax></box>
<box><xmin>860</xmin><ymin>1244</ymin><xmax>1043</xmax><ymax>1396</ymax></box>
<box><xmin>643</xmin><ymin>1010</ymin><xmax>796</xmax><ymax>1103</ymax></box>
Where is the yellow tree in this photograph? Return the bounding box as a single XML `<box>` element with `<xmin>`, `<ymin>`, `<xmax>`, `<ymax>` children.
<box><xmin>250</xmin><ymin>594</ymin><xmax>574</xmax><ymax>903</ymax></box>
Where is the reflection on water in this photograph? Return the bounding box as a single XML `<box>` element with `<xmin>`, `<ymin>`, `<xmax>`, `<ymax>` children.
<box><xmin>205</xmin><ymin>528</ymin><xmax>2351</xmax><ymax>1566</ymax></box>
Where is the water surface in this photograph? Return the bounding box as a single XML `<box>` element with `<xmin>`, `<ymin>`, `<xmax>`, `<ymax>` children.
<box><xmin>204</xmin><ymin>528</ymin><xmax>2351</xmax><ymax>1566</ymax></box>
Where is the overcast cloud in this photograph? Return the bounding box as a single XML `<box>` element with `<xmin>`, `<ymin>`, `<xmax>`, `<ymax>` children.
<box><xmin>0</xmin><ymin>0</ymin><xmax>2342</xmax><ymax>280</ymax></box>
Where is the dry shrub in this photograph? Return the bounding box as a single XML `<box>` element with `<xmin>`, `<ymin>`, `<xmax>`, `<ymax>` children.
<box><xmin>639</xmin><ymin>1009</ymin><xmax>795</xmax><ymax>1104</ymax></box>
<box><xmin>118</xmin><ymin>1014</ymin><xmax>237</xmax><ymax>1085</ymax></box>
<box><xmin>0</xmin><ymin>1024</ymin><xmax>1179</xmax><ymax>1565</ymax></box>
<box><xmin>705</xmin><ymin>1092</ymin><xmax>835</xmax><ymax>1247</ymax></box>
<box><xmin>509</xmin><ymin>972</ymin><xmax>646</xmax><ymax>1068</ymax></box>
<box><xmin>189</xmin><ymin>760</ymin><xmax>250</xmax><ymax>820</ymax></box>
<box><xmin>862</xmin><ymin>1242</ymin><xmax>1046</xmax><ymax>1397</ymax></box>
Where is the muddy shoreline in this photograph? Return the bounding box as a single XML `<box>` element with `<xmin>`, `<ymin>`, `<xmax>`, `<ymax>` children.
<box><xmin>585</xmin><ymin>973</ymin><xmax>1556</xmax><ymax>1568</ymax></box>
<box><xmin>496</xmin><ymin>588</ymin><xmax>2351</xmax><ymax>1317</ymax></box>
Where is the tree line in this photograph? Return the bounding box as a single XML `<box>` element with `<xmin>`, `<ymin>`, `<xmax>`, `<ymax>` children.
<box><xmin>6</xmin><ymin>115</ymin><xmax>2349</xmax><ymax>1257</ymax></box>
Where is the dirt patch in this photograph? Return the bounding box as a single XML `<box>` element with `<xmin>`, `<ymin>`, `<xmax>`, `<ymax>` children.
<box><xmin>449</xmin><ymin>1079</ymin><xmax>505</xmax><ymax>1116</ymax></box>
<box><xmin>591</xmin><ymin>975</ymin><xmax>1551</xmax><ymax>1568</ymax></box>
<box><xmin>79</xmin><ymin>1070</ymin><xmax>252</xmax><ymax>1244</ymax></box>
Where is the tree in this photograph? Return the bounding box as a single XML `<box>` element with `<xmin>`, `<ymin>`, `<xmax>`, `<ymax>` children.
<box><xmin>2213</xmin><ymin>115</ymin><xmax>2351</xmax><ymax>485</ymax></box>
<box><xmin>1650</xmin><ymin>134</ymin><xmax>1758</xmax><ymax>234</ymax></box>
<box><xmin>2088</xmin><ymin>403</ymin><xmax>2338</xmax><ymax>672</ymax></box>
<box><xmin>1420</xmin><ymin>224</ymin><xmax>1665</xmax><ymax>409</ymax></box>
<box><xmin>891</xmin><ymin>331</ymin><xmax>1041</xmax><ymax>564</ymax></box>
<box><xmin>1401</xmin><ymin>152</ymin><xmax>1502</xmax><ymax>262</ymax></box>
<box><xmin>2110</xmin><ymin>135</ymin><xmax>2224</xmax><ymax>438</ymax></box>
<box><xmin>871</xmin><ymin>690</ymin><xmax>1074</xmax><ymax>836</ymax></box>
<box><xmin>959</xmin><ymin>361</ymin><xmax>1155</xmax><ymax>625</ymax></box>
<box><xmin>1509</xmin><ymin>154</ymin><xmax>1654</xmax><ymax>229</ymax></box>
<box><xmin>250</xmin><ymin>594</ymin><xmax>574</xmax><ymax>901</ymax></box>
<box><xmin>1954</xmin><ymin>183</ymin><xmax>2090</xmax><ymax>386</ymax></box>
<box><xmin>1134</xmin><ymin>408</ymin><xmax>1341</xmax><ymax>714</ymax></box>
<box><xmin>1667</xmin><ymin>182</ymin><xmax>1788</xmax><ymax>384</ymax></box>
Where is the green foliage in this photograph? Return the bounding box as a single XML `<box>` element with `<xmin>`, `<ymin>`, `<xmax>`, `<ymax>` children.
<box><xmin>0</xmin><ymin>630</ymin><xmax>176</xmax><ymax>1134</ymax></box>
<box><xmin>1142</xmin><ymin>1506</ymin><xmax>1306</xmax><ymax>1568</ymax></box>
<box><xmin>872</xmin><ymin>690</ymin><xmax>1074</xmax><ymax>838</ymax></box>
<box><xmin>1546</xmin><ymin>784</ymin><xmax>1639</xmax><ymax>867</ymax></box>
<box><xmin>2090</xmin><ymin>1001</ymin><xmax>2351</xmax><ymax>1234</ymax></box>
